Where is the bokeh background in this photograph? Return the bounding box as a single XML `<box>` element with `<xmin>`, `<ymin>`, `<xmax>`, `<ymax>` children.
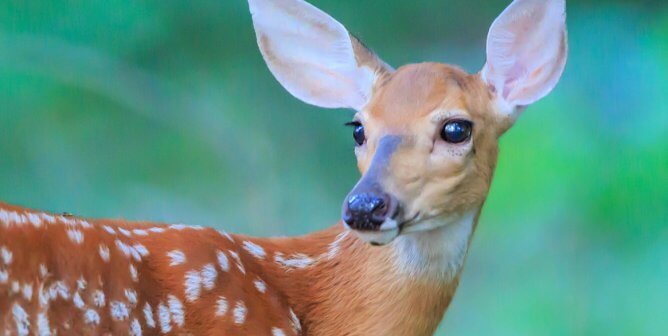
<box><xmin>0</xmin><ymin>0</ymin><xmax>666</xmax><ymax>334</ymax></box>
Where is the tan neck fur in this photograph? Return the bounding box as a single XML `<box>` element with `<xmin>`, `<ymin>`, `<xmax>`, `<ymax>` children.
<box><xmin>250</xmin><ymin>213</ymin><xmax>479</xmax><ymax>336</ymax></box>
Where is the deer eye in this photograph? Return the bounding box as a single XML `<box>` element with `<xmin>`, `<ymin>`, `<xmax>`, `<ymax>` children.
<box><xmin>345</xmin><ymin>121</ymin><xmax>366</xmax><ymax>146</ymax></box>
<box><xmin>441</xmin><ymin>120</ymin><xmax>473</xmax><ymax>144</ymax></box>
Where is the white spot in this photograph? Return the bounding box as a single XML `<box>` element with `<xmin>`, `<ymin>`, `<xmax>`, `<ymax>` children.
<box><xmin>328</xmin><ymin>231</ymin><xmax>350</xmax><ymax>259</ymax></box>
<box><xmin>132</xmin><ymin>229</ymin><xmax>148</xmax><ymax>236</ymax></box>
<box><xmin>92</xmin><ymin>290</ymin><xmax>106</xmax><ymax>307</ymax></box>
<box><xmin>158</xmin><ymin>303</ymin><xmax>172</xmax><ymax>333</ymax></box>
<box><xmin>0</xmin><ymin>209</ymin><xmax>9</xmax><ymax>224</ymax></box>
<box><xmin>118</xmin><ymin>227</ymin><xmax>133</xmax><ymax>237</ymax></box>
<box><xmin>39</xmin><ymin>264</ymin><xmax>49</xmax><ymax>278</ymax></box>
<box><xmin>66</xmin><ymin>229</ymin><xmax>84</xmax><ymax>244</ymax></box>
<box><xmin>218</xmin><ymin>230</ymin><xmax>234</xmax><ymax>242</ymax></box>
<box><xmin>1</xmin><ymin>246</ymin><xmax>13</xmax><ymax>264</ymax></box>
<box><xmin>184</xmin><ymin>270</ymin><xmax>202</xmax><ymax>302</ymax></box>
<box><xmin>99</xmin><ymin>244</ymin><xmax>111</xmax><ymax>262</ymax></box>
<box><xmin>129</xmin><ymin>264</ymin><xmax>139</xmax><ymax>282</ymax></box>
<box><xmin>38</xmin><ymin>285</ymin><xmax>50</xmax><ymax>306</ymax></box>
<box><xmin>110</xmin><ymin>300</ymin><xmax>129</xmax><ymax>321</ymax></box>
<box><xmin>27</xmin><ymin>213</ymin><xmax>42</xmax><ymax>228</ymax></box>
<box><xmin>0</xmin><ymin>268</ymin><xmax>8</xmax><ymax>284</ymax></box>
<box><xmin>102</xmin><ymin>225</ymin><xmax>117</xmax><ymax>235</ymax></box>
<box><xmin>37</xmin><ymin>312</ymin><xmax>51</xmax><ymax>336</ymax></box>
<box><xmin>201</xmin><ymin>264</ymin><xmax>217</xmax><ymax>291</ymax></box>
<box><xmin>40</xmin><ymin>213</ymin><xmax>56</xmax><ymax>224</ymax></box>
<box><xmin>148</xmin><ymin>227</ymin><xmax>165</xmax><ymax>233</ymax></box>
<box><xmin>253</xmin><ymin>278</ymin><xmax>266</xmax><ymax>293</ymax></box>
<box><xmin>167</xmin><ymin>295</ymin><xmax>185</xmax><ymax>327</ymax></box>
<box><xmin>125</xmin><ymin>288</ymin><xmax>138</xmax><ymax>306</ymax></box>
<box><xmin>143</xmin><ymin>302</ymin><xmax>155</xmax><ymax>328</ymax></box>
<box><xmin>242</xmin><ymin>241</ymin><xmax>266</xmax><ymax>259</ymax></box>
<box><xmin>167</xmin><ymin>250</ymin><xmax>186</xmax><ymax>266</ymax></box>
<box><xmin>4</xmin><ymin>211</ymin><xmax>24</xmax><ymax>226</ymax></box>
<box><xmin>73</xmin><ymin>292</ymin><xmax>85</xmax><ymax>309</ymax></box>
<box><xmin>77</xmin><ymin>277</ymin><xmax>87</xmax><ymax>291</ymax></box>
<box><xmin>215</xmin><ymin>296</ymin><xmax>228</xmax><ymax>317</ymax></box>
<box><xmin>79</xmin><ymin>220</ymin><xmax>92</xmax><ymax>229</ymax></box>
<box><xmin>169</xmin><ymin>224</ymin><xmax>187</xmax><ymax>230</ymax></box>
<box><xmin>11</xmin><ymin>280</ymin><xmax>20</xmax><ymax>293</ymax></box>
<box><xmin>233</xmin><ymin>301</ymin><xmax>247</xmax><ymax>325</ymax></box>
<box><xmin>116</xmin><ymin>240</ymin><xmax>141</xmax><ymax>261</ymax></box>
<box><xmin>228</xmin><ymin>250</ymin><xmax>245</xmax><ymax>274</ymax></box>
<box><xmin>272</xmin><ymin>327</ymin><xmax>286</xmax><ymax>336</ymax></box>
<box><xmin>130</xmin><ymin>318</ymin><xmax>143</xmax><ymax>336</ymax></box>
<box><xmin>59</xmin><ymin>215</ymin><xmax>75</xmax><ymax>226</ymax></box>
<box><xmin>133</xmin><ymin>244</ymin><xmax>150</xmax><ymax>257</ymax></box>
<box><xmin>9</xmin><ymin>212</ymin><xmax>26</xmax><ymax>225</ymax></box>
<box><xmin>50</xmin><ymin>281</ymin><xmax>69</xmax><ymax>300</ymax></box>
<box><xmin>289</xmin><ymin>308</ymin><xmax>301</xmax><ymax>333</ymax></box>
<box><xmin>130</xmin><ymin>247</ymin><xmax>141</xmax><ymax>261</ymax></box>
<box><xmin>12</xmin><ymin>303</ymin><xmax>30</xmax><ymax>336</ymax></box>
<box><xmin>275</xmin><ymin>253</ymin><xmax>314</xmax><ymax>269</ymax></box>
<box><xmin>216</xmin><ymin>250</ymin><xmax>229</xmax><ymax>272</ymax></box>
<box><xmin>84</xmin><ymin>309</ymin><xmax>100</xmax><ymax>325</ymax></box>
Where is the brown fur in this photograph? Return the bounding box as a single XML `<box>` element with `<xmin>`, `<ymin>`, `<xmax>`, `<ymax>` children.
<box><xmin>0</xmin><ymin>202</ymin><xmax>461</xmax><ymax>335</ymax></box>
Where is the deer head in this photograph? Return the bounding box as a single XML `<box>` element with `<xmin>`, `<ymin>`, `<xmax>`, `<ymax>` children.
<box><xmin>249</xmin><ymin>0</ymin><xmax>567</xmax><ymax>246</ymax></box>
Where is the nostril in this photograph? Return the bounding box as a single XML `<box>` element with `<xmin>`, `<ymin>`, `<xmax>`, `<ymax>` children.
<box><xmin>371</xmin><ymin>202</ymin><xmax>387</xmax><ymax>221</ymax></box>
<box><xmin>375</xmin><ymin>198</ymin><xmax>388</xmax><ymax>214</ymax></box>
<box><xmin>370</xmin><ymin>203</ymin><xmax>386</xmax><ymax>223</ymax></box>
<box><xmin>372</xmin><ymin>193</ymin><xmax>397</xmax><ymax>221</ymax></box>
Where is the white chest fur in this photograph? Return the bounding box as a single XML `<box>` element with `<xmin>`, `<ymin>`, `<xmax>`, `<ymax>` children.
<box><xmin>391</xmin><ymin>210</ymin><xmax>478</xmax><ymax>281</ymax></box>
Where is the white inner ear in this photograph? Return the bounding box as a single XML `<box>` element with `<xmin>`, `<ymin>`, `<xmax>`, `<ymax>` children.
<box><xmin>481</xmin><ymin>0</ymin><xmax>568</xmax><ymax>110</ymax></box>
<box><xmin>249</xmin><ymin>0</ymin><xmax>384</xmax><ymax>110</ymax></box>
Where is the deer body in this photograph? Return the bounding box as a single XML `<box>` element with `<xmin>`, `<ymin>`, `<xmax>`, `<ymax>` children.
<box><xmin>0</xmin><ymin>203</ymin><xmax>468</xmax><ymax>335</ymax></box>
<box><xmin>0</xmin><ymin>0</ymin><xmax>568</xmax><ymax>334</ymax></box>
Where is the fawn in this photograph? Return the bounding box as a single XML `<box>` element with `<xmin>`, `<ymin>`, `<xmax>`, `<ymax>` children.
<box><xmin>0</xmin><ymin>0</ymin><xmax>567</xmax><ymax>335</ymax></box>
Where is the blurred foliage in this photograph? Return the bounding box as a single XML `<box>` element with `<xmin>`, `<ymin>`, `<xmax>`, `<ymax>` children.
<box><xmin>0</xmin><ymin>0</ymin><xmax>666</xmax><ymax>335</ymax></box>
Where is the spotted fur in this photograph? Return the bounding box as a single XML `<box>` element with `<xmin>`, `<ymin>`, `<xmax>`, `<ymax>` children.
<box><xmin>0</xmin><ymin>203</ymin><xmax>304</xmax><ymax>335</ymax></box>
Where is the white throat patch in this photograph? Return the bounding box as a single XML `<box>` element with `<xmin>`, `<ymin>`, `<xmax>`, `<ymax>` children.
<box><xmin>391</xmin><ymin>210</ymin><xmax>478</xmax><ymax>281</ymax></box>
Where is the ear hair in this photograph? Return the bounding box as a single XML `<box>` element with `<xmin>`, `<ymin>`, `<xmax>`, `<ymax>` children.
<box><xmin>248</xmin><ymin>0</ymin><xmax>392</xmax><ymax>111</ymax></box>
<box><xmin>481</xmin><ymin>0</ymin><xmax>568</xmax><ymax>117</ymax></box>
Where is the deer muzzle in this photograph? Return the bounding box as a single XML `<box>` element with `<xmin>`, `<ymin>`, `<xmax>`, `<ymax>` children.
<box><xmin>342</xmin><ymin>135</ymin><xmax>402</xmax><ymax>245</ymax></box>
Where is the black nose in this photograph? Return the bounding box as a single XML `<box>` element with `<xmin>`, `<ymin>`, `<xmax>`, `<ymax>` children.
<box><xmin>342</xmin><ymin>192</ymin><xmax>395</xmax><ymax>231</ymax></box>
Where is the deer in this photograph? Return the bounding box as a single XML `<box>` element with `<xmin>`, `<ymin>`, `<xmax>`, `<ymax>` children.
<box><xmin>0</xmin><ymin>0</ymin><xmax>567</xmax><ymax>334</ymax></box>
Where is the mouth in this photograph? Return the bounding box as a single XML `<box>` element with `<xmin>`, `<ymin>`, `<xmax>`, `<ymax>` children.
<box><xmin>348</xmin><ymin>212</ymin><xmax>420</xmax><ymax>246</ymax></box>
<box><xmin>398</xmin><ymin>213</ymin><xmax>445</xmax><ymax>234</ymax></box>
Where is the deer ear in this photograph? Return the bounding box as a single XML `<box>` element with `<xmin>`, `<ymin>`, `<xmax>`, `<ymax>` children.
<box><xmin>248</xmin><ymin>0</ymin><xmax>391</xmax><ymax>111</ymax></box>
<box><xmin>481</xmin><ymin>0</ymin><xmax>568</xmax><ymax>116</ymax></box>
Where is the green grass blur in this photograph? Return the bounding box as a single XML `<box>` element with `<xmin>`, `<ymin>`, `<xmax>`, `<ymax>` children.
<box><xmin>0</xmin><ymin>0</ymin><xmax>666</xmax><ymax>334</ymax></box>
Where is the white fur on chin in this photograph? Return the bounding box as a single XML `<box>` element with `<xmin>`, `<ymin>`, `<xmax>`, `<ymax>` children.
<box><xmin>391</xmin><ymin>210</ymin><xmax>479</xmax><ymax>281</ymax></box>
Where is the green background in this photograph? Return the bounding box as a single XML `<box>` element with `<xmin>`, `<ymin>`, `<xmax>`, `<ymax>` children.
<box><xmin>0</xmin><ymin>0</ymin><xmax>666</xmax><ymax>334</ymax></box>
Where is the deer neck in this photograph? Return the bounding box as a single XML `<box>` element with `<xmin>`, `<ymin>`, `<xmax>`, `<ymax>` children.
<box><xmin>258</xmin><ymin>210</ymin><xmax>479</xmax><ymax>336</ymax></box>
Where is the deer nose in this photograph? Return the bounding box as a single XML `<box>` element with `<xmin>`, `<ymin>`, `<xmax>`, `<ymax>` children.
<box><xmin>342</xmin><ymin>192</ymin><xmax>396</xmax><ymax>231</ymax></box>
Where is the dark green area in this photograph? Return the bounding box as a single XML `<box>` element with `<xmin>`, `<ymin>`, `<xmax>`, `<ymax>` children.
<box><xmin>0</xmin><ymin>1</ymin><xmax>666</xmax><ymax>334</ymax></box>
